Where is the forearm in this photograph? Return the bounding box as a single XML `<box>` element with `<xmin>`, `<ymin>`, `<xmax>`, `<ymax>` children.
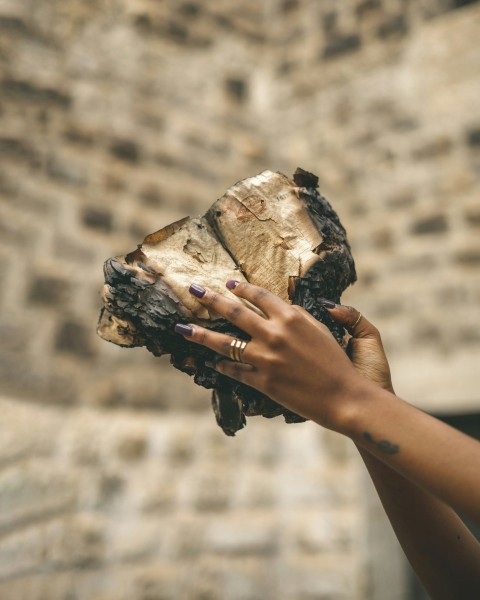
<box><xmin>332</xmin><ymin>383</ymin><xmax>480</xmax><ymax>526</ymax></box>
<box><xmin>357</xmin><ymin>445</ymin><xmax>480</xmax><ymax>599</ymax></box>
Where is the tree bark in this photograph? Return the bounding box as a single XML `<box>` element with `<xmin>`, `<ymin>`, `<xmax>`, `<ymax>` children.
<box><xmin>97</xmin><ymin>168</ymin><xmax>356</xmax><ymax>435</ymax></box>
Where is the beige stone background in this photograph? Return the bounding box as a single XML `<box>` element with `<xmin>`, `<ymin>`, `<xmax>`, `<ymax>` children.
<box><xmin>1</xmin><ymin>0</ymin><xmax>480</xmax><ymax>599</ymax></box>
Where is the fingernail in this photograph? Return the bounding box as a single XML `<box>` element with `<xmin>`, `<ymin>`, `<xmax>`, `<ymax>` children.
<box><xmin>226</xmin><ymin>280</ymin><xmax>240</xmax><ymax>289</ymax></box>
<box><xmin>189</xmin><ymin>283</ymin><xmax>206</xmax><ymax>298</ymax></box>
<box><xmin>318</xmin><ymin>298</ymin><xmax>336</xmax><ymax>309</ymax></box>
<box><xmin>205</xmin><ymin>360</ymin><xmax>215</xmax><ymax>368</ymax></box>
<box><xmin>174</xmin><ymin>323</ymin><xmax>194</xmax><ymax>336</ymax></box>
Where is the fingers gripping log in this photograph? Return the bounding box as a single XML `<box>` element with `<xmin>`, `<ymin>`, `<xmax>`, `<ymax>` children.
<box><xmin>97</xmin><ymin>168</ymin><xmax>356</xmax><ymax>436</ymax></box>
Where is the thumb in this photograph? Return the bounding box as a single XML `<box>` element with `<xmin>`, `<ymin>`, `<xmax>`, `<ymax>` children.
<box><xmin>318</xmin><ymin>299</ymin><xmax>379</xmax><ymax>340</ymax></box>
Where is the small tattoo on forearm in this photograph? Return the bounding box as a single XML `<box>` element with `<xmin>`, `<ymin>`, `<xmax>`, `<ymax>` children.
<box><xmin>363</xmin><ymin>432</ymin><xmax>400</xmax><ymax>455</ymax></box>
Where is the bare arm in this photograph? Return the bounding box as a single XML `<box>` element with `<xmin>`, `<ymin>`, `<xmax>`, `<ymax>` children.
<box><xmin>342</xmin><ymin>383</ymin><xmax>480</xmax><ymax>530</ymax></box>
<box><xmin>320</xmin><ymin>302</ymin><xmax>480</xmax><ymax>599</ymax></box>
<box><xmin>175</xmin><ymin>280</ymin><xmax>480</xmax><ymax>598</ymax></box>
<box><xmin>359</xmin><ymin>446</ymin><xmax>480</xmax><ymax>600</ymax></box>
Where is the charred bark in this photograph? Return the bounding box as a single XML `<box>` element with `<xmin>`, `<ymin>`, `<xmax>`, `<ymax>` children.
<box><xmin>97</xmin><ymin>168</ymin><xmax>356</xmax><ymax>435</ymax></box>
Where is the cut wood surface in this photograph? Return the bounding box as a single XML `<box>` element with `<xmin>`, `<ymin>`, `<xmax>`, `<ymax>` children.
<box><xmin>97</xmin><ymin>168</ymin><xmax>356</xmax><ymax>435</ymax></box>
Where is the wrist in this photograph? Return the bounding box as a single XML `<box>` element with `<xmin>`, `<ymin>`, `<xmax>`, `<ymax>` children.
<box><xmin>330</xmin><ymin>377</ymin><xmax>391</xmax><ymax>438</ymax></box>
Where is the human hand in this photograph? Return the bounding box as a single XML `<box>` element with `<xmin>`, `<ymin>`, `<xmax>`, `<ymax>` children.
<box><xmin>321</xmin><ymin>302</ymin><xmax>394</xmax><ymax>393</ymax></box>
<box><xmin>174</xmin><ymin>280</ymin><xmax>372</xmax><ymax>433</ymax></box>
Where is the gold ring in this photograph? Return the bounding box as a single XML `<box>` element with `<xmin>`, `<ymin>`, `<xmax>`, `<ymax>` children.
<box><xmin>350</xmin><ymin>313</ymin><xmax>362</xmax><ymax>330</ymax></box>
<box><xmin>229</xmin><ymin>338</ymin><xmax>248</xmax><ymax>362</ymax></box>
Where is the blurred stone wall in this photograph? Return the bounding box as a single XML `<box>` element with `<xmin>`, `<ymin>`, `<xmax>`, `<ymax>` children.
<box><xmin>0</xmin><ymin>0</ymin><xmax>479</xmax><ymax>599</ymax></box>
<box><xmin>267</xmin><ymin>0</ymin><xmax>480</xmax><ymax>413</ymax></box>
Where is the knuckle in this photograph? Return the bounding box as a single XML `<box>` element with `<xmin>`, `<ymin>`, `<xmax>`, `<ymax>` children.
<box><xmin>281</xmin><ymin>308</ymin><xmax>300</xmax><ymax>326</ymax></box>
<box><xmin>317</xmin><ymin>322</ymin><xmax>330</xmax><ymax>335</ymax></box>
<box><xmin>206</xmin><ymin>291</ymin><xmax>219</xmax><ymax>307</ymax></box>
<box><xmin>344</xmin><ymin>307</ymin><xmax>361</xmax><ymax>327</ymax></box>
<box><xmin>344</xmin><ymin>305</ymin><xmax>358</xmax><ymax>320</ymax></box>
<box><xmin>197</xmin><ymin>328</ymin><xmax>208</xmax><ymax>345</ymax></box>
<box><xmin>226</xmin><ymin>304</ymin><xmax>242</xmax><ymax>322</ymax></box>
<box><xmin>266</xmin><ymin>328</ymin><xmax>285</xmax><ymax>350</ymax></box>
<box><xmin>267</xmin><ymin>352</ymin><xmax>283</xmax><ymax>370</ymax></box>
<box><xmin>251</xmin><ymin>287</ymin><xmax>269</xmax><ymax>303</ymax></box>
<box><xmin>256</xmin><ymin>349</ymin><xmax>283</xmax><ymax>372</ymax></box>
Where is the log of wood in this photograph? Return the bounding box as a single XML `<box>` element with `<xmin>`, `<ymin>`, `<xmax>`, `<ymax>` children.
<box><xmin>97</xmin><ymin>168</ymin><xmax>356</xmax><ymax>435</ymax></box>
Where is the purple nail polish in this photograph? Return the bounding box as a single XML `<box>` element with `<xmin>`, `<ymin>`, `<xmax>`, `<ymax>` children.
<box><xmin>205</xmin><ymin>360</ymin><xmax>215</xmax><ymax>368</ymax></box>
<box><xmin>174</xmin><ymin>323</ymin><xmax>194</xmax><ymax>336</ymax></box>
<box><xmin>226</xmin><ymin>280</ymin><xmax>240</xmax><ymax>290</ymax></box>
<box><xmin>189</xmin><ymin>283</ymin><xmax>206</xmax><ymax>298</ymax></box>
<box><xmin>318</xmin><ymin>298</ymin><xmax>336</xmax><ymax>309</ymax></box>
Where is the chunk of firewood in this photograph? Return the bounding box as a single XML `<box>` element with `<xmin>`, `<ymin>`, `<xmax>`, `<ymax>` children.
<box><xmin>97</xmin><ymin>168</ymin><xmax>356</xmax><ymax>435</ymax></box>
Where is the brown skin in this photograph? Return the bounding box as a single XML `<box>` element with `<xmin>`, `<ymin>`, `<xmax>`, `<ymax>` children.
<box><xmin>328</xmin><ymin>304</ymin><xmax>480</xmax><ymax>600</ymax></box>
<box><xmin>184</xmin><ymin>282</ymin><xmax>361</xmax><ymax>428</ymax></box>
<box><xmin>177</xmin><ymin>281</ymin><xmax>480</xmax><ymax>599</ymax></box>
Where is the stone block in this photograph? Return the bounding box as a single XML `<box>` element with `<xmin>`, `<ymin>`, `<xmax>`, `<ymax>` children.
<box><xmin>371</xmin><ymin>227</ymin><xmax>394</xmax><ymax>250</ymax></box>
<box><xmin>132</xmin><ymin>563</ymin><xmax>179</xmax><ymax>600</ymax></box>
<box><xmin>0</xmin><ymin>463</ymin><xmax>77</xmax><ymax>533</ymax></box>
<box><xmin>182</xmin><ymin>555</ymin><xmax>225</xmax><ymax>600</ymax></box>
<box><xmin>96</xmin><ymin>472</ymin><xmax>125</xmax><ymax>507</ymax></box>
<box><xmin>410</xmin><ymin>214</ymin><xmax>448</xmax><ymax>235</ymax></box>
<box><xmin>57</xmin><ymin>513</ymin><xmax>106</xmax><ymax>568</ymax></box>
<box><xmin>465</xmin><ymin>206</ymin><xmax>480</xmax><ymax>226</ymax></box>
<box><xmin>323</xmin><ymin>34</ymin><xmax>362</xmax><ymax>59</ymax></box>
<box><xmin>109</xmin><ymin>140</ymin><xmax>141</xmax><ymax>164</ymax></box>
<box><xmin>466</xmin><ymin>126</ymin><xmax>480</xmax><ymax>147</ymax></box>
<box><xmin>283</xmin><ymin>556</ymin><xmax>353</xmax><ymax>600</ymax></box>
<box><xmin>220</xmin><ymin>557</ymin><xmax>272</xmax><ymax>600</ymax></box>
<box><xmin>293</xmin><ymin>511</ymin><xmax>353</xmax><ymax>554</ymax></box>
<box><xmin>376</xmin><ymin>14</ymin><xmax>408</xmax><ymax>38</ymax></box>
<box><xmin>204</xmin><ymin>514</ymin><xmax>277</xmax><ymax>556</ymax></box>
<box><xmin>454</xmin><ymin>248</ymin><xmax>480</xmax><ymax>266</ymax></box>
<box><xmin>82</xmin><ymin>207</ymin><xmax>114</xmax><ymax>232</ymax></box>
<box><xmin>224</xmin><ymin>77</ymin><xmax>248</xmax><ymax>104</ymax></box>
<box><xmin>0</xmin><ymin>15</ymin><xmax>28</xmax><ymax>35</ymax></box>
<box><xmin>355</xmin><ymin>0</ymin><xmax>382</xmax><ymax>18</ymax></box>
<box><xmin>140</xmin><ymin>184</ymin><xmax>164</xmax><ymax>207</ymax></box>
<box><xmin>140</xmin><ymin>478</ymin><xmax>176</xmax><ymax>513</ymax></box>
<box><xmin>55</xmin><ymin>319</ymin><xmax>97</xmax><ymax>359</ymax></box>
<box><xmin>0</xmin><ymin>137</ymin><xmax>37</xmax><ymax>163</ymax></box>
<box><xmin>110</xmin><ymin>519</ymin><xmax>161</xmax><ymax>563</ymax></box>
<box><xmin>169</xmin><ymin>515</ymin><xmax>205</xmax><ymax>559</ymax></box>
<box><xmin>116</xmin><ymin>432</ymin><xmax>148</xmax><ymax>461</ymax></box>
<box><xmin>0</xmin><ymin>513</ymin><xmax>106</xmax><ymax>574</ymax></box>
<box><xmin>167</xmin><ymin>431</ymin><xmax>194</xmax><ymax>466</ymax></box>
<box><xmin>193</xmin><ymin>471</ymin><xmax>231</xmax><ymax>512</ymax></box>
<box><xmin>179</xmin><ymin>3</ymin><xmax>203</xmax><ymax>18</ymax></box>
<box><xmin>0</xmin><ymin>79</ymin><xmax>71</xmax><ymax>107</ymax></box>
<box><xmin>63</xmin><ymin>126</ymin><xmax>95</xmax><ymax>147</ymax></box>
<box><xmin>0</xmin><ymin>398</ymin><xmax>59</xmax><ymax>465</ymax></box>
<box><xmin>46</xmin><ymin>156</ymin><xmax>88</xmax><ymax>187</ymax></box>
<box><xmin>453</xmin><ymin>0</ymin><xmax>479</xmax><ymax>9</ymax></box>
<box><xmin>27</xmin><ymin>275</ymin><xmax>70</xmax><ymax>306</ymax></box>
<box><xmin>281</xmin><ymin>0</ymin><xmax>300</xmax><ymax>14</ymax></box>
<box><xmin>412</xmin><ymin>136</ymin><xmax>453</xmax><ymax>160</ymax></box>
<box><xmin>235</xmin><ymin>468</ymin><xmax>275</xmax><ymax>509</ymax></box>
